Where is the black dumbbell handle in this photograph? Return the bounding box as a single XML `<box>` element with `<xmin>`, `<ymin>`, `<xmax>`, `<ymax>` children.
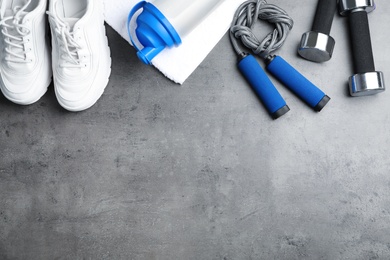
<box><xmin>349</xmin><ymin>11</ymin><xmax>376</xmax><ymax>74</ymax></box>
<box><xmin>312</xmin><ymin>0</ymin><xmax>337</xmax><ymax>35</ymax></box>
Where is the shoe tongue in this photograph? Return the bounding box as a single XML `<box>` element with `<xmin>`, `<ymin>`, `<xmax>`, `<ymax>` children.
<box><xmin>1</xmin><ymin>0</ymin><xmax>29</xmax><ymax>17</ymax></box>
<box><xmin>63</xmin><ymin>18</ymin><xmax>79</xmax><ymax>31</ymax></box>
<box><xmin>3</xmin><ymin>8</ymin><xmax>28</xmax><ymax>28</ymax></box>
<box><xmin>3</xmin><ymin>7</ymin><xmax>28</xmax><ymax>20</ymax></box>
<box><xmin>4</xmin><ymin>9</ymin><xmax>14</xmax><ymax>18</ymax></box>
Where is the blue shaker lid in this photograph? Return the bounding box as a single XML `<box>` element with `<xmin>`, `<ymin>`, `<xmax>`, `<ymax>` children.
<box><xmin>128</xmin><ymin>1</ymin><xmax>182</xmax><ymax>64</ymax></box>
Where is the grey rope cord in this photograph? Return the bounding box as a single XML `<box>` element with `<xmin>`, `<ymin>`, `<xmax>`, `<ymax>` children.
<box><xmin>230</xmin><ymin>0</ymin><xmax>294</xmax><ymax>59</ymax></box>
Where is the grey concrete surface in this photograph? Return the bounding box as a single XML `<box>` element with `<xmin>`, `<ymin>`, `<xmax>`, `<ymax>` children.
<box><xmin>1</xmin><ymin>1</ymin><xmax>390</xmax><ymax>259</ymax></box>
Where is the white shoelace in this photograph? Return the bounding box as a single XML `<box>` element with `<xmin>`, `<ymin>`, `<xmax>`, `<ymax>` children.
<box><xmin>47</xmin><ymin>6</ymin><xmax>85</xmax><ymax>69</ymax></box>
<box><xmin>0</xmin><ymin>0</ymin><xmax>32</xmax><ymax>63</ymax></box>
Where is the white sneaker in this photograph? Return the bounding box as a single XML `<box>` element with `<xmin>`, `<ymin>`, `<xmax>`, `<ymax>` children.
<box><xmin>47</xmin><ymin>0</ymin><xmax>111</xmax><ymax>111</ymax></box>
<box><xmin>0</xmin><ymin>0</ymin><xmax>52</xmax><ymax>105</ymax></box>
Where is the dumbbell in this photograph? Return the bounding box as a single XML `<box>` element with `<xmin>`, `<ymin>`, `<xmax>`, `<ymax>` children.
<box><xmin>298</xmin><ymin>0</ymin><xmax>337</xmax><ymax>62</ymax></box>
<box><xmin>339</xmin><ymin>0</ymin><xmax>385</xmax><ymax>96</ymax></box>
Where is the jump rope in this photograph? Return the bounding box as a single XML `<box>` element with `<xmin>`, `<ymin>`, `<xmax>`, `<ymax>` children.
<box><xmin>230</xmin><ymin>0</ymin><xmax>330</xmax><ymax>119</ymax></box>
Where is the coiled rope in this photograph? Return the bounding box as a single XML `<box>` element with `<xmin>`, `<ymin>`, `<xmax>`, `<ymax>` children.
<box><xmin>230</xmin><ymin>0</ymin><xmax>294</xmax><ymax>59</ymax></box>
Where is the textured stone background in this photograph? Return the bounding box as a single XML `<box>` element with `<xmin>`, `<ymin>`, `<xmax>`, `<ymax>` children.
<box><xmin>1</xmin><ymin>1</ymin><xmax>390</xmax><ymax>259</ymax></box>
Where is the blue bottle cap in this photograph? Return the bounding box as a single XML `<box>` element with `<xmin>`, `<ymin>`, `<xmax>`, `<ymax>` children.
<box><xmin>128</xmin><ymin>1</ymin><xmax>181</xmax><ymax>64</ymax></box>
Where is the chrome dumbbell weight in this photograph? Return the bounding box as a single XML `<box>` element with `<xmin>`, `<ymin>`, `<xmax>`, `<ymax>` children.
<box><xmin>339</xmin><ymin>0</ymin><xmax>385</xmax><ymax>96</ymax></box>
<box><xmin>298</xmin><ymin>0</ymin><xmax>337</xmax><ymax>62</ymax></box>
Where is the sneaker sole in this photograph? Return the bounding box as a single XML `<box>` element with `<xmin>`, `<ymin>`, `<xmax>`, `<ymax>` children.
<box><xmin>0</xmin><ymin>77</ymin><xmax>51</xmax><ymax>106</ymax></box>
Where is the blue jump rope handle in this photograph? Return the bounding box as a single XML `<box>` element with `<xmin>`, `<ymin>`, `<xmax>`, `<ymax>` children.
<box><xmin>238</xmin><ymin>54</ymin><xmax>289</xmax><ymax>119</ymax></box>
<box><xmin>267</xmin><ymin>56</ymin><xmax>330</xmax><ymax>111</ymax></box>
